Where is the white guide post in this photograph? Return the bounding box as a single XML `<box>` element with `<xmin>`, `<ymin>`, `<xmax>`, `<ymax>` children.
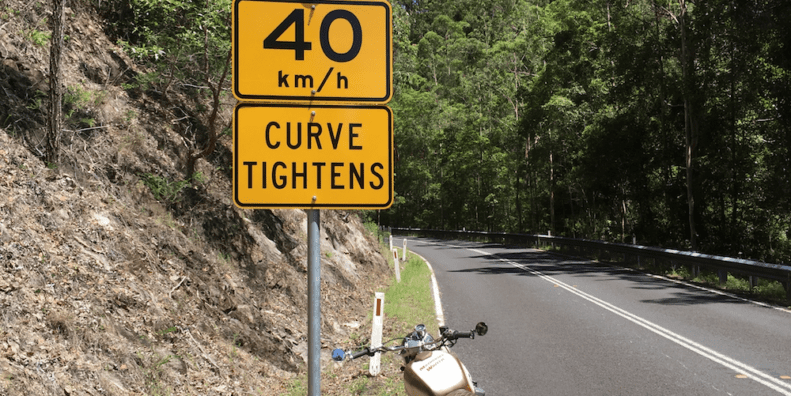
<box><xmin>370</xmin><ymin>292</ymin><xmax>385</xmax><ymax>376</ymax></box>
<box><xmin>389</xmin><ymin>234</ymin><xmax>393</xmax><ymax>251</ymax></box>
<box><xmin>392</xmin><ymin>249</ymin><xmax>401</xmax><ymax>282</ymax></box>
<box><xmin>402</xmin><ymin>238</ymin><xmax>408</xmax><ymax>262</ymax></box>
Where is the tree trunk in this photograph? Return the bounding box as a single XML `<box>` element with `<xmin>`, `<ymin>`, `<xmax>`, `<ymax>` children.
<box><xmin>186</xmin><ymin>45</ymin><xmax>232</xmax><ymax>177</ymax></box>
<box><xmin>679</xmin><ymin>0</ymin><xmax>698</xmax><ymax>251</ymax></box>
<box><xmin>550</xmin><ymin>148</ymin><xmax>555</xmax><ymax>233</ymax></box>
<box><xmin>46</xmin><ymin>0</ymin><xmax>65</xmax><ymax>165</ymax></box>
<box><xmin>515</xmin><ymin>173</ymin><xmax>522</xmax><ymax>232</ymax></box>
<box><xmin>653</xmin><ymin>0</ymin><xmax>671</xmax><ymax>224</ymax></box>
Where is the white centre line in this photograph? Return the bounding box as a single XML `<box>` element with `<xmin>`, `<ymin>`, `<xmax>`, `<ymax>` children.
<box><xmin>469</xmin><ymin>248</ymin><xmax>791</xmax><ymax>396</ymax></box>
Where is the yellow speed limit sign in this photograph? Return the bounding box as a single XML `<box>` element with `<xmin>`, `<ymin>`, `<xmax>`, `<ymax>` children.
<box><xmin>233</xmin><ymin>103</ymin><xmax>393</xmax><ymax>209</ymax></box>
<box><xmin>233</xmin><ymin>0</ymin><xmax>392</xmax><ymax>103</ymax></box>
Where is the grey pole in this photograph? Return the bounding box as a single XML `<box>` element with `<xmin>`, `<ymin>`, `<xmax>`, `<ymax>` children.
<box><xmin>307</xmin><ymin>209</ymin><xmax>321</xmax><ymax>395</ymax></box>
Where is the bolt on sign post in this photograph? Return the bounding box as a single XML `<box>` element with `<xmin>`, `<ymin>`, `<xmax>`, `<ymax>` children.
<box><xmin>370</xmin><ymin>292</ymin><xmax>385</xmax><ymax>376</ymax></box>
<box><xmin>232</xmin><ymin>1</ymin><xmax>392</xmax><ymax>395</ymax></box>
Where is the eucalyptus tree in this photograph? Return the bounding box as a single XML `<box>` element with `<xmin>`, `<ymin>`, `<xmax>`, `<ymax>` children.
<box><xmin>105</xmin><ymin>0</ymin><xmax>233</xmax><ymax>178</ymax></box>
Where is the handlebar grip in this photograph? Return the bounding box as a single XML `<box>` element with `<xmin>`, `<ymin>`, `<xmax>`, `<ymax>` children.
<box><xmin>351</xmin><ymin>348</ymin><xmax>371</xmax><ymax>359</ymax></box>
<box><xmin>444</xmin><ymin>329</ymin><xmax>474</xmax><ymax>340</ymax></box>
<box><xmin>454</xmin><ymin>331</ymin><xmax>474</xmax><ymax>339</ymax></box>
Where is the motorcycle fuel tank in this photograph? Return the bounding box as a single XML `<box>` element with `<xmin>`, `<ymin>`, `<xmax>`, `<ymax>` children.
<box><xmin>403</xmin><ymin>350</ymin><xmax>473</xmax><ymax>396</ymax></box>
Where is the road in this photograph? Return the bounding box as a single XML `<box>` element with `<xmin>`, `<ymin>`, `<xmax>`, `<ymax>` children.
<box><xmin>395</xmin><ymin>237</ymin><xmax>791</xmax><ymax>396</ymax></box>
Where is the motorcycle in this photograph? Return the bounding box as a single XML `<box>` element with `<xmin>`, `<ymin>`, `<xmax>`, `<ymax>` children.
<box><xmin>332</xmin><ymin>322</ymin><xmax>488</xmax><ymax>396</ymax></box>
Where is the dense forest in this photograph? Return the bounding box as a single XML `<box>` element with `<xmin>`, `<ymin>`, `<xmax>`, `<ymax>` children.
<box><xmin>375</xmin><ymin>0</ymin><xmax>791</xmax><ymax>264</ymax></box>
<box><xmin>32</xmin><ymin>0</ymin><xmax>789</xmax><ymax>263</ymax></box>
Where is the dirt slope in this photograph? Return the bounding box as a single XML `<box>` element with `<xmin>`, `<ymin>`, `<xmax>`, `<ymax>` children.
<box><xmin>0</xmin><ymin>1</ymin><xmax>390</xmax><ymax>394</ymax></box>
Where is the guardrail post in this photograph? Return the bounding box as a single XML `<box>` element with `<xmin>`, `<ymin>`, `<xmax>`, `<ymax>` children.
<box><xmin>692</xmin><ymin>265</ymin><xmax>700</xmax><ymax>278</ymax></box>
<box><xmin>718</xmin><ymin>269</ymin><xmax>728</xmax><ymax>285</ymax></box>
<box><xmin>749</xmin><ymin>276</ymin><xmax>757</xmax><ymax>290</ymax></box>
<box><xmin>786</xmin><ymin>274</ymin><xmax>791</xmax><ymax>301</ymax></box>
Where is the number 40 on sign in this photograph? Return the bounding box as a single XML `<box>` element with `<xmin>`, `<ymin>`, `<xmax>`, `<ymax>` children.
<box><xmin>233</xmin><ymin>0</ymin><xmax>392</xmax><ymax>103</ymax></box>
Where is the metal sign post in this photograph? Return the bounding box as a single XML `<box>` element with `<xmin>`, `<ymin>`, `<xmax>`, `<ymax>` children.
<box><xmin>307</xmin><ymin>210</ymin><xmax>321</xmax><ymax>395</ymax></box>
<box><xmin>232</xmin><ymin>1</ymin><xmax>393</xmax><ymax>394</ymax></box>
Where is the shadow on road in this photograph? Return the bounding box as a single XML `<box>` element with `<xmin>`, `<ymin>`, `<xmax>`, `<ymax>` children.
<box><xmin>414</xmin><ymin>238</ymin><xmax>749</xmax><ymax>307</ymax></box>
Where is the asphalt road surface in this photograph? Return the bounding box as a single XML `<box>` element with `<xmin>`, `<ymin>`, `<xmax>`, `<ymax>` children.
<box><xmin>395</xmin><ymin>237</ymin><xmax>791</xmax><ymax>396</ymax></box>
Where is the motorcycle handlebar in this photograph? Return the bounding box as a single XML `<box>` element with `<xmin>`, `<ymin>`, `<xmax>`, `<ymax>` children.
<box><xmin>442</xmin><ymin>328</ymin><xmax>475</xmax><ymax>340</ymax></box>
<box><xmin>351</xmin><ymin>347</ymin><xmax>372</xmax><ymax>360</ymax></box>
<box><xmin>452</xmin><ymin>331</ymin><xmax>474</xmax><ymax>339</ymax></box>
<box><xmin>334</xmin><ymin>322</ymin><xmax>487</xmax><ymax>362</ymax></box>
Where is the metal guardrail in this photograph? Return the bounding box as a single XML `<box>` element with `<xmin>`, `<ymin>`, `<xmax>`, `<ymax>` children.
<box><xmin>391</xmin><ymin>228</ymin><xmax>791</xmax><ymax>300</ymax></box>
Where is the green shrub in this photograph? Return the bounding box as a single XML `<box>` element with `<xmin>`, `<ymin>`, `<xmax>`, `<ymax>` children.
<box><xmin>139</xmin><ymin>173</ymin><xmax>191</xmax><ymax>203</ymax></box>
<box><xmin>23</xmin><ymin>29</ymin><xmax>50</xmax><ymax>47</ymax></box>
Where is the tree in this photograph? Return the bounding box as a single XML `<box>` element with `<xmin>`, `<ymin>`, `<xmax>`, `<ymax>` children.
<box><xmin>46</xmin><ymin>0</ymin><xmax>65</xmax><ymax>165</ymax></box>
<box><xmin>110</xmin><ymin>0</ymin><xmax>232</xmax><ymax>178</ymax></box>
<box><xmin>383</xmin><ymin>0</ymin><xmax>791</xmax><ymax>264</ymax></box>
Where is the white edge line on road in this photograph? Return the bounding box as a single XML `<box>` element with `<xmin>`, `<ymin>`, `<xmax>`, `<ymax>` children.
<box><xmin>408</xmin><ymin>251</ymin><xmax>445</xmax><ymax>328</ymax></box>
<box><xmin>468</xmin><ymin>248</ymin><xmax>791</xmax><ymax>396</ymax></box>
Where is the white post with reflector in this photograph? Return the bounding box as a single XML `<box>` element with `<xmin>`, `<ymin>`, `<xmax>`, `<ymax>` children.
<box><xmin>391</xmin><ymin>249</ymin><xmax>401</xmax><ymax>282</ymax></box>
<box><xmin>392</xmin><ymin>249</ymin><xmax>401</xmax><ymax>282</ymax></box>
<box><xmin>389</xmin><ymin>234</ymin><xmax>393</xmax><ymax>251</ymax></box>
<box><xmin>369</xmin><ymin>292</ymin><xmax>385</xmax><ymax>376</ymax></box>
<box><xmin>402</xmin><ymin>238</ymin><xmax>408</xmax><ymax>262</ymax></box>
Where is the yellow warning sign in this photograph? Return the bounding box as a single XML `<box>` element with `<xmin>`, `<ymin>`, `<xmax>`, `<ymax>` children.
<box><xmin>233</xmin><ymin>103</ymin><xmax>393</xmax><ymax>209</ymax></box>
<box><xmin>233</xmin><ymin>0</ymin><xmax>392</xmax><ymax>103</ymax></box>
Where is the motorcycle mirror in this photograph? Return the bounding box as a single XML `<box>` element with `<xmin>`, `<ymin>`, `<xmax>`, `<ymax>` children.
<box><xmin>332</xmin><ymin>348</ymin><xmax>346</xmax><ymax>362</ymax></box>
<box><xmin>475</xmin><ymin>322</ymin><xmax>488</xmax><ymax>336</ymax></box>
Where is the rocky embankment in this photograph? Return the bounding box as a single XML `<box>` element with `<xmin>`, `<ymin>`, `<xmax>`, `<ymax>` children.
<box><xmin>0</xmin><ymin>2</ymin><xmax>391</xmax><ymax>394</ymax></box>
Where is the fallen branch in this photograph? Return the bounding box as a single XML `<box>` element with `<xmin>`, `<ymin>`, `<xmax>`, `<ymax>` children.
<box><xmin>169</xmin><ymin>276</ymin><xmax>188</xmax><ymax>299</ymax></box>
<box><xmin>182</xmin><ymin>326</ymin><xmax>221</xmax><ymax>372</ymax></box>
<box><xmin>62</xmin><ymin>125</ymin><xmax>110</xmax><ymax>133</ymax></box>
